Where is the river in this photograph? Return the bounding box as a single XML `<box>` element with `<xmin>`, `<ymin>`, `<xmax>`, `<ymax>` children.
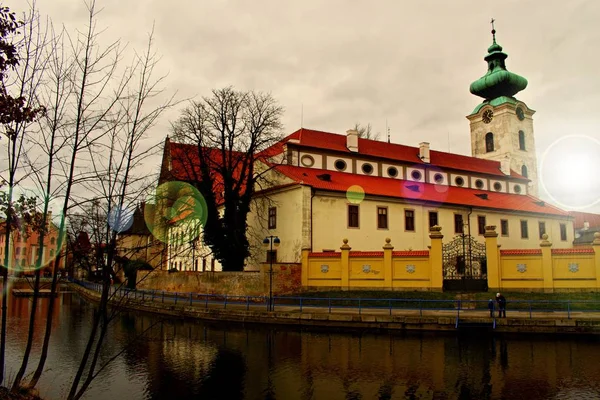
<box><xmin>4</xmin><ymin>291</ymin><xmax>600</xmax><ymax>399</ymax></box>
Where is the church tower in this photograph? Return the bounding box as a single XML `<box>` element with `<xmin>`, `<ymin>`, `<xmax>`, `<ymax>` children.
<box><xmin>466</xmin><ymin>22</ymin><xmax>539</xmax><ymax>196</ymax></box>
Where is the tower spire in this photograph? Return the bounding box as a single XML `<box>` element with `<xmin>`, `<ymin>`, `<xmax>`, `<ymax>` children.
<box><xmin>490</xmin><ymin>18</ymin><xmax>496</xmax><ymax>44</ymax></box>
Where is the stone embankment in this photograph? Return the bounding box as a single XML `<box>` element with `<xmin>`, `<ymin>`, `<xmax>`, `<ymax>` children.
<box><xmin>70</xmin><ymin>284</ymin><xmax>600</xmax><ymax>335</ymax></box>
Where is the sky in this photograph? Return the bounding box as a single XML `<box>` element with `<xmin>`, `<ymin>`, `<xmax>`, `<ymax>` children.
<box><xmin>20</xmin><ymin>0</ymin><xmax>600</xmax><ymax>213</ymax></box>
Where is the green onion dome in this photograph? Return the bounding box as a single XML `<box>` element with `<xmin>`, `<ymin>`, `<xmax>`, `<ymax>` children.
<box><xmin>470</xmin><ymin>28</ymin><xmax>528</xmax><ymax>100</ymax></box>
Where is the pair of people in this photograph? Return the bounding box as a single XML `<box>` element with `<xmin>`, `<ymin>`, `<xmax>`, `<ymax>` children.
<box><xmin>488</xmin><ymin>293</ymin><xmax>507</xmax><ymax>318</ymax></box>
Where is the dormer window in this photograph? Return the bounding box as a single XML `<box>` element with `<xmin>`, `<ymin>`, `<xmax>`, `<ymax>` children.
<box><xmin>387</xmin><ymin>167</ymin><xmax>398</xmax><ymax>178</ymax></box>
<box><xmin>361</xmin><ymin>163</ymin><xmax>374</xmax><ymax>175</ymax></box>
<box><xmin>433</xmin><ymin>173</ymin><xmax>444</xmax><ymax>183</ymax></box>
<box><xmin>411</xmin><ymin>170</ymin><xmax>422</xmax><ymax>181</ymax></box>
<box><xmin>334</xmin><ymin>160</ymin><xmax>347</xmax><ymax>171</ymax></box>
<box><xmin>485</xmin><ymin>132</ymin><xmax>494</xmax><ymax>152</ymax></box>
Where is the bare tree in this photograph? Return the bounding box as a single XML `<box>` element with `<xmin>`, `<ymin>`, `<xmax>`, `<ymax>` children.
<box><xmin>353</xmin><ymin>122</ymin><xmax>381</xmax><ymax>141</ymax></box>
<box><xmin>0</xmin><ymin>3</ymin><xmax>45</xmax><ymax>386</ymax></box>
<box><xmin>170</xmin><ymin>87</ymin><xmax>284</xmax><ymax>271</ymax></box>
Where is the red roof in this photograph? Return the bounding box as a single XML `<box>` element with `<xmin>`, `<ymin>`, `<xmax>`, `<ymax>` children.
<box><xmin>281</xmin><ymin>128</ymin><xmax>528</xmax><ymax>179</ymax></box>
<box><xmin>568</xmin><ymin>211</ymin><xmax>600</xmax><ymax>230</ymax></box>
<box><xmin>275</xmin><ymin>164</ymin><xmax>569</xmax><ymax>216</ymax></box>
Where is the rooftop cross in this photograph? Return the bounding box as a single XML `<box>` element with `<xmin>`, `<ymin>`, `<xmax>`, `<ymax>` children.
<box><xmin>490</xmin><ymin>18</ymin><xmax>496</xmax><ymax>43</ymax></box>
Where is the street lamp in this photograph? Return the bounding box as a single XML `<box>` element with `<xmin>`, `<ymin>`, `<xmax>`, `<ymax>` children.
<box><xmin>263</xmin><ymin>236</ymin><xmax>280</xmax><ymax>311</ymax></box>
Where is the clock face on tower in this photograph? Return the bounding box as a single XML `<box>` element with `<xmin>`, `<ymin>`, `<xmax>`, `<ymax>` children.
<box><xmin>482</xmin><ymin>109</ymin><xmax>494</xmax><ymax>124</ymax></box>
<box><xmin>516</xmin><ymin>106</ymin><xmax>525</xmax><ymax>121</ymax></box>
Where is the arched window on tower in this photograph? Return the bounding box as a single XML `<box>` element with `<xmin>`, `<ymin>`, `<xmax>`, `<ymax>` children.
<box><xmin>519</xmin><ymin>130</ymin><xmax>526</xmax><ymax>150</ymax></box>
<box><xmin>521</xmin><ymin>165</ymin><xmax>528</xmax><ymax>178</ymax></box>
<box><xmin>485</xmin><ymin>132</ymin><xmax>494</xmax><ymax>152</ymax></box>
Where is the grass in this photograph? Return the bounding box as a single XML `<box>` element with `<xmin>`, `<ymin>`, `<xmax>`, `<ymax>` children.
<box><xmin>278</xmin><ymin>290</ymin><xmax>600</xmax><ymax>312</ymax></box>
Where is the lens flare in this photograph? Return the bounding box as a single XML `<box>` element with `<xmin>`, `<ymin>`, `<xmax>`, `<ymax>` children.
<box><xmin>346</xmin><ymin>185</ymin><xmax>365</xmax><ymax>204</ymax></box>
<box><xmin>144</xmin><ymin>181</ymin><xmax>208</xmax><ymax>243</ymax></box>
<box><xmin>540</xmin><ymin>135</ymin><xmax>600</xmax><ymax>210</ymax></box>
<box><xmin>108</xmin><ymin>205</ymin><xmax>135</xmax><ymax>233</ymax></box>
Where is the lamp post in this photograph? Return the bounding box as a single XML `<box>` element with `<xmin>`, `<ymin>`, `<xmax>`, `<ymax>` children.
<box><xmin>263</xmin><ymin>235</ymin><xmax>280</xmax><ymax>311</ymax></box>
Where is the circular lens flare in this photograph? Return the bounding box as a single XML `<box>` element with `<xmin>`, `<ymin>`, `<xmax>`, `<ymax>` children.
<box><xmin>540</xmin><ymin>135</ymin><xmax>600</xmax><ymax>210</ymax></box>
<box><xmin>108</xmin><ymin>205</ymin><xmax>135</xmax><ymax>233</ymax></box>
<box><xmin>346</xmin><ymin>185</ymin><xmax>365</xmax><ymax>204</ymax></box>
<box><xmin>144</xmin><ymin>181</ymin><xmax>208</xmax><ymax>243</ymax></box>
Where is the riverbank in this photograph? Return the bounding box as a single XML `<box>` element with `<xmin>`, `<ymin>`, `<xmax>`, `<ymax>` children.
<box><xmin>69</xmin><ymin>283</ymin><xmax>600</xmax><ymax>335</ymax></box>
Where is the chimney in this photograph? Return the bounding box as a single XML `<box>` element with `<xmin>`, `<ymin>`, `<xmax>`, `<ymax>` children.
<box><xmin>346</xmin><ymin>129</ymin><xmax>358</xmax><ymax>152</ymax></box>
<box><xmin>419</xmin><ymin>142</ymin><xmax>430</xmax><ymax>163</ymax></box>
<box><xmin>500</xmin><ymin>154</ymin><xmax>511</xmax><ymax>175</ymax></box>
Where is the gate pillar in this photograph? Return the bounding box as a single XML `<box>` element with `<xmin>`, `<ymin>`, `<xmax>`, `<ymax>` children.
<box><xmin>484</xmin><ymin>225</ymin><xmax>500</xmax><ymax>291</ymax></box>
<box><xmin>429</xmin><ymin>226</ymin><xmax>444</xmax><ymax>291</ymax></box>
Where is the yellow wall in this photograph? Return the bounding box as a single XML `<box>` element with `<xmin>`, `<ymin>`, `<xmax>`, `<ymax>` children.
<box><xmin>310</xmin><ymin>192</ymin><xmax>573</xmax><ymax>254</ymax></box>
<box><xmin>499</xmin><ymin>255</ymin><xmax>544</xmax><ymax>290</ymax></box>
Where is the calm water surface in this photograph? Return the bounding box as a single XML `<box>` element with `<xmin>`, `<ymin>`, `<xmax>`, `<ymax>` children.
<box><xmin>5</xmin><ymin>290</ymin><xmax>600</xmax><ymax>400</ymax></box>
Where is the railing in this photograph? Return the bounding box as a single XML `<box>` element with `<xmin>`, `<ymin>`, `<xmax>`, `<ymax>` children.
<box><xmin>68</xmin><ymin>279</ymin><xmax>600</xmax><ymax>320</ymax></box>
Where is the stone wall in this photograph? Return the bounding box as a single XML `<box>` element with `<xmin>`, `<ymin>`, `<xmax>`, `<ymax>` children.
<box><xmin>136</xmin><ymin>263</ymin><xmax>302</xmax><ymax>296</ymax></box>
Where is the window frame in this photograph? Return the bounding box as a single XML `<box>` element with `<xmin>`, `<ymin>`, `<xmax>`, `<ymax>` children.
<box><xmin>520</xmin><ymin>220</ymin><xmax>529</xmax><ymax>239</ymax></box>
<box><xmin>485</xmin><ymin>132</ymin><xmax>494</xmax><ymax>152</ymax></box>
<box><xmin>477</xmin><ymin>215</ymin><xmax>486</xmax><ymax>235</ymax></box>
<box><xmin>538</xmin><ymin>221</ymin><xmax>546</xmax><ymax>239</ymax></box>
<box><xmin>500</xmin><ymin>219</ymin><xmax>509</xmax><ymax>237</ymax></box>
<box><xmin>348</xmin><ymin>204</ymin><xmax>360</xmax><ymax>228</ymax></box>
<box><xmin>377</xmin><ymin>206</ymin><xmax>388</xmax><ymax>230</ymax></box>
<box><xmin>404</xmin><ymin>209</ymin><xmax>415</xmax><ymax>232</ymax></box>
<box><xmin>428</xmin><ymin>211</ymin><xmax>439</xmax><ymax>229</ymax></box>
<box><xmin>519</xmin><ymin>130</ymin><xmax>526</xmax><ymax>150</ymax></box>
<box><xmin>268</xmin><ymin>206</ymin><xmax>277</xmax><ymax>229</ymax></box>
<box><xmin>560</xmin><ymin>223</ymin><xmax>567</xmax><ymax>241</ymax></box>
<box><xmin>454</xmin><ymin>213</ymin><xmax>464</xmax><ymax>234</ymax></box>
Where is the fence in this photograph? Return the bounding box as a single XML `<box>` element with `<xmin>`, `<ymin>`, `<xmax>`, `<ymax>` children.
<box><xmin>70</xmin><ymin>278</ymin><xmax>600</xmax><ymax>320</ymax></box>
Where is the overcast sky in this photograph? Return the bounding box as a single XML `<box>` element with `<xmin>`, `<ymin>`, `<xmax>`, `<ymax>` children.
<box><xmin>29</xmin><ymin>0</ymin><xmax>600</xmax><ymax>213</ymax></box>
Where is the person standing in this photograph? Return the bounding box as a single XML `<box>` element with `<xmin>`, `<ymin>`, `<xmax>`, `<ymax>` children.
<box><xmin>496</xmin><ymin>293</ymin><xmax>506</xmax><ymax>318</ymax></box>
<box><xmin>488</xmin><ymin>299</ymin><xmax>495</xmax><ymax>318</ymax></box>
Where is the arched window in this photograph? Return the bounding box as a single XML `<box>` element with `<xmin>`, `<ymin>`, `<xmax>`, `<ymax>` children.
<box><xmin>521</xmin><ymin>165</ymin><xmax>528</xmax><ymax>178</ymax></box>
<box><xmin>485</xmin><ymin>132</ymin><xmax>494</xmax><ymax>152</ymax></box>
<box><xmin>518</xmin><ymin>130</ymin><xmax>526</xmax><ymax>150</ymax></box>
<box><xmin>50</xmin><ymin>237</ymin><xmax>55</xmax><ymax>245</ymax></box>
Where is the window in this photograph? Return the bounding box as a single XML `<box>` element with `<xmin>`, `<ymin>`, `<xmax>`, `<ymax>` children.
<box><xmin>202</xmin><ymin>258</ymin><xmax>207</xmax><ymax>272</ymax></box>
<box><xmin>538</xmin><ymin>221</ymin><xmax>546</xmax><ymax>239</ymax></box>
<box><xmin>50</xmin><ymin>237</ymin><xmax>55</xmax><ymax>245</ymax></box>
<box><xmin>493</xmin><ymin>182</ymin><xmax>502</xmax><ymax>191</ymax></box>
<box><xmin>268</xmin><ymin>207</ymin><xmax>277</xmax><ymax>229</ymax></box>
<box><xmin>521</xmin><ymin>165</ymin><xmax>528</xmax><ymax>178</ymax></box>
<box><xmin>475</xmin><ymin>179</ymin><xmax>484</xmax><ymax>189</ymax></box>
<box><xmin>16</xmin><ymin>248</ymin><xmax>20</xmax><ymax>255</ymax></box>
<box><xmin>478</xmin><ymin>216</ymin><xmax>486</xmax><ymax>235</ymax></box>
<box><xmin>519</xmin><ymin>130</ymin><xmax>526</xmax><ymax>150</ymax></box>
<box><xmin>434</xmin><ymin>173</ymin><xmax>444</xmax><ymax>183</ymax></box>
<box><xmin>387</xmin><ymin>167</ymin><xmax>398</xmax><ymax>177</ymax></box>
<box><xmin>428</xmin><ymin>211</ymin><xmax>438</xmax><ymax>229</ymax></box>
<box><xmin>361</xmin><ymin>163</ymin><xmax>374</xmax><ymax>175</ymax></box>
<box><xmin>514</xmin><ymin>185</ymin><xmax>522</xmax><ymax>194</ymax></box>
<box><xmin>301</xmin><ymin>155</ymin><xmax>314</xmax><ymax>167</ymax></box>
<box><xmin>377</xmin><ymin>207</ymin><xmax>388</xmax><ymax>229</ymax></box>
<box><xmin>454</xmin><ymin>214</ymin><xmax>464</xmax><ymax>234</ymax></box>
<box><xmin>500</xmin><ymin>219</ymin><xmax>509</xmax><ymax>236</ymax></box>
<box><xmin>485</xmin><ymin>132</ymin><xmax>494</xmax><ymax>152</ymax></box>
<box><xmin>334</xmin><ymin>160</ymin><xmax>347</xmax><ymax>171</ymax></box>
<box><xmin>520</xmin><ymin>220</ymin><xmax>529</xmax><ymax>239</ymax></box>
<box><xmin>560</xmin><ymin>223</ymin><xmax>567</xmax><ymax>241</ymax></box>
<box><xmin>404</xmin><ymin>210</ymin><xmax>415</xmax><ymax>231</ymax></box>
<box><xmin>348</xmin><ymin>205</ymin><xmax>359</xmax><ymax>228</ymax></box>
<box><xmin>455</xmin><ymin>176</ymin><xmax>465</xmax><ymax>187</ymax></box>
<box><xmin>411</xmin><ymin>170</ymin><xmax>422</xmax><ymax>181</ymax></box>
<box><xmin>50</xmin><ymin>250</ymin><xmax>54</xmax><ymax>257</ymax></box>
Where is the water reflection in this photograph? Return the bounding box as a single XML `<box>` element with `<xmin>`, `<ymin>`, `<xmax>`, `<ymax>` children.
<box><xmin>4</xmin><ymin>292</ymin><xmax>600</xmax><ymax>399</ymax></box>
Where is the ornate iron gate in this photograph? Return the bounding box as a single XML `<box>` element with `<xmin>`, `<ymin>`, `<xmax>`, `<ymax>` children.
<box><xmin>442</xmin><ymin>234</ymin><xmax>488</xmax><ymax>292</ymax></box>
